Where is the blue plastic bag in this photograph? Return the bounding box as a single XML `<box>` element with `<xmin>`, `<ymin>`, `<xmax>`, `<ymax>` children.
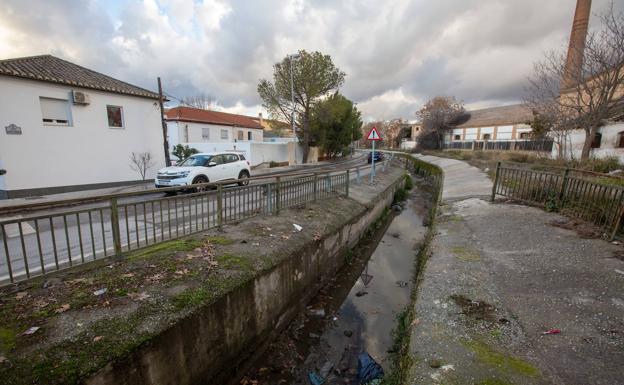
<box><xmin>357</xmin><ymin>352</ymin><xmax>384</xmax><ymax>384</ymax></box>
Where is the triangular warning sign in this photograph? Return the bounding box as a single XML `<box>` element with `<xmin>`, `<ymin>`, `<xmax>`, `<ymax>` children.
<box><xmin>367</xmin><ymin>127</ymin><xmax>382</xmax><ymax>141</ymax></box>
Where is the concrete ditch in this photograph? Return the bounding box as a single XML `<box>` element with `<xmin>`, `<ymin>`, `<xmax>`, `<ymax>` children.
<box><xmin>0</xmin><ymin>167</ymin><xmax>406</xmax><ymax>385</ymax></box>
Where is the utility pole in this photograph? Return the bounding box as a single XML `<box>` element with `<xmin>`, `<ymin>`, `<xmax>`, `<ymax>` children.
<box><xmin>158</xmin><ymin>77</ymin><xmax>171</xmax><ymax>167</ymax></box>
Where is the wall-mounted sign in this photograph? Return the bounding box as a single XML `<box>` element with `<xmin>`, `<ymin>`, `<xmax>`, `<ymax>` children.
<box><xmin>5</xmin><ymin>124</ymin><xmax>22</xmax><ymax>135</ymax></box>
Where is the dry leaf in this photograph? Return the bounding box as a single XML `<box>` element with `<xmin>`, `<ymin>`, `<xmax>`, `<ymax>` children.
<box><xmin>281</xmin><ymin>235</ymin><xmax>290</xmax><ymax>240</ymax></box>
<box><xmin>33</xmin><ymin>299</ymin><xmax>49</xmax><ymax>309</ymax></box>
<box><xmin>175</xmin><ymin>269</ymin><xmax>190</xmax><ymax>275</ymax></box>
<box><xmin>411</xmin><ymin>318</ymin><xmax>421</xmax><ymax>327</ymax></box>
<box><xmin>121</xmin><ymin>273</ymin><xmax>135</xmax><ymax>278</ymax></box>
<box><xmin>93</xmin><ymin>336</ymin><xmax>103</xmax><ymax>342</ymax></box>
<box><xmin>129</xmin><ymin>292</ymin><xmax>151</xmax><ymax>301</ymax></box>
<box><xmin>0</xmin><ymin>356</ymin><xmax>6</xmax><ymax>364</ymax></box>
<box><xmin>15</xmin><ymin>291</ymin><xmax>28</xmax><ymax>300</ymax></box>
<box><xmin>149</xmin><ymin>273</ymin><xmax>165</xmax><ymax>281</ymax></box>
<box><xmin>54</xmin><ymin>304</ymin><xmax>70</xmax><ymax>314</ymax></box>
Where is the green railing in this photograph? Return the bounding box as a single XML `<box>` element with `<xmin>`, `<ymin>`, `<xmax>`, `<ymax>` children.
<box><xmin>0</xmin><ymin>170</ymin><xmax>353</xmax><ymax>285</ymax></box>
<box><xmin>491</xmin><ymin>162</ymin><xmax>624</xmax><ymax>240</ymax></box>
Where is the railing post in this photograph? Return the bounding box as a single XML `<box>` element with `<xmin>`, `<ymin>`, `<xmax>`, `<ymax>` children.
<box><xmin>326</xmin><ymin>174</ymin><xmax>332</xmax><ymax>192</ymax></box>
<box><xmin>275</xmin><ymin>176</ymin><xmax>281</xmax><ymax>214</ymax></box>
<box><xmin>313</xmin><ymin>173</ymin><xmax>318</xmax><ymax>201</ymax></box>
<box><xmin>110</xmin><ymin>197</ymin><xmax>122</xmax><ymax>258</ymax></box>
<box><xmin>346</xmin><ymin>170</ymin><xmax>350</xmax><ymax>197</ymax></box>
<box><xmin>266</xmin><ymin>183</ymin><xmax>273</xmax><ymax>214</ymax></box>
<box><xmin>491</xmin><ymin>162</ymin><xmax>501</xmax><ymax>202</ymax></box>
<box><xmin>217</xmin><ymin>184</ymin><xmax>223</xmax><ymax>229</ymax></box>
<box><xmin>356</xmin><ymin>167</ymin><xmax>361</xmax><ymax>184</ymax></box>
<box><xmin>610</xmin><ymin>202</ymin><xmax>624</xmax><ymax>241</ymax></box>
<box><xmin>558</xmin><ymin>168</ymin><xmax>570</xmax><ymax>204</ymax></box>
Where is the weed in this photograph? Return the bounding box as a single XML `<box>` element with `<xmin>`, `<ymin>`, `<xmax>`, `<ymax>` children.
<box><xmin>172</xmin><ymin>287</ymin><xmax>210</xmax><ymax>309</ymax></box>
<box><xmin>127</xmin><ymin>239</ymin><xmax>204</xmax><ymax>261</ymax></box>
<box><xmin>462</xmin><ymin>338</ymin><xmax>540</xmax><ymax>377</ymax></box>
<box><xmin>0</xmin><ymin>327</ymin><xmax>17</xmax><ymax>352</ymax></box>
<box><xmin>205</xmin><ymin>236</ymin><xmax>234</xmax><ymax>246</ymax></box>
<box><xmin>404</xmin><ymin>174</ymin><xmax>414</xmax><ymax>190</ymax></box>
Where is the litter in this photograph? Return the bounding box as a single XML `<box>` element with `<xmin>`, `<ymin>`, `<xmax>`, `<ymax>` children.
<box><xmin>308</xmin><ymin>309</ymin><xmax>326</xmax><ymax>318</ymax></box>
<box><xmin>93</xmin><ymin>288</ymin><xmax>108</xmax><ymax>296</ymax></box>
<box><xmin>308</xmin><ymin>371</ymin><xmax>324</xmax><ymax>385</ymax></box>
<box><xmin>357</xmin><ymin>352</ymin><xmax>384</xmax><ymax>384</ymax></box>
<box><xmin>293</xmin><ymin>224</ymin><xmax>303</xmax><ymax>232</ymax></box>
<box><xmin>319</xmin><ymin>361</ymin><xmax>334</xmax><ymax>378</ymax></box>
<box><xmin>542</xmin><ymin>329</ymin><xmax>561</xmax><ymax>335</ymax></box>
<box><xmin>23</xmin><ymin>326</ymin><xmax>40</xmax><ymax>335</ymax></box>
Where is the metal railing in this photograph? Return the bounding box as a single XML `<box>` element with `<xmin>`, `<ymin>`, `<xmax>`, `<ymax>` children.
<box><xmin>491</xmin><ymin>162</ymin><xmax>624</xmax><ymax>239</ymax></box>
<box><xmin>0</xmin><ymin>168</ymin><xmax>364</xmax><ymax>285</ymax></box>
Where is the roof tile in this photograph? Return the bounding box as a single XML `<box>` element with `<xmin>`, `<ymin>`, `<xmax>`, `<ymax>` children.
<box><xmin>165</xmin><ymin>107</ymin><xmax>264</xmax><ymax>130</ymax></box>
<box><xmin>0</xmin><ymin>54</ymin><xmax>160</xmax><ymax>99</ymax></box>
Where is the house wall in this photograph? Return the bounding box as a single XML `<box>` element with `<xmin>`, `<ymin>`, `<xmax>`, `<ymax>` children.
<box><xmin>0</xmin><ymin>76</ymin><xmax>165</xmax><ymax>196</ymax></box>
<box><xmin>167</xmin><ymin>121</ymin><xmax>263</xmax><ymax>150</ymax></box>
<box><xmin>552</xmin><ymin>123</ymin><xmax>624</xmax><ymax>162</ymax></box>
<box><xmin>183</xmin><ymin>141</ymin><xmax>303</xmax><ymax>167</ymax></box>
<box><xmin>447</xmin><ymin>123</ymin><xmax>534</xmax><ymax>142</ymax></box>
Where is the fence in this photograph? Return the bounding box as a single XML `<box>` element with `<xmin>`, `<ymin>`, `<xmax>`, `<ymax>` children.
<box><xmin>491</xmin><ymin>162</ymin><xmax>624</xmax><ymax>239</ymax></box>
<box><xmin>0</xmin><ymin>170</ymin><xmax>354</xmax><ymax>285</ymax></box>
<box><xmin>444</xmin><ymin>139</ymin><xmax>554</xmax><ymax>153</ymax></box>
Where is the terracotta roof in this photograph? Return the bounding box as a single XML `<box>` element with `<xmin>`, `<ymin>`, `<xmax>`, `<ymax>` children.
<box><xmin>166</xmin><ymin>107</ymin><xmax>264</xmax><ymax>129</ymax></box>
<box><xmin>0</xmin><ymin>54</ymin><xmax>160</xmax><ymax>99</ymax></box>
<box><xmin>455</xmin><ymin>104</ymin><xmax>532</xmax><ymax>128</ymax></box>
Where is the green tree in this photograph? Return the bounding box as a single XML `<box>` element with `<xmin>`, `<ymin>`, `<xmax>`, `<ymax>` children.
<box><xmin>311</xmin><ymin>93</ymin><xmax>363</xmax><ymax>158</ymax></box>
<box><xmin>258</xmin><ymin>50</ymin><xmax>345</xmax><ymax>163</ymax></box>
<box><xmin>172</xmin><ymin>144</ymin><xmax>199</xmax><ymax>161</ymax></box>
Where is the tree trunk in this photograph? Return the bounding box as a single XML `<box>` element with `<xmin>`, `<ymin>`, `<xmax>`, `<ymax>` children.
<box><xmin>580</xmin><ymin>127</ymin><xmax>597</xmax><ymax>161</ymax></box>
<box><xmin>301</xmin><ymin>115</ymin><xmax>310</xmax><ymax>164</ymax></box>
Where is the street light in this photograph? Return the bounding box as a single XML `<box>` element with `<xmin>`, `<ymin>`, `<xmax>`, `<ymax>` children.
<box><xmin>288</xmin><ymin>53</ymin><xmax>300</xmax><ymax>163</ymax></box>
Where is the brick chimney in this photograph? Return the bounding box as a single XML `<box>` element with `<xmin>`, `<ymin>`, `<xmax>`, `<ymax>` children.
<box><xmin>562</xmin><ymin>0</ymin><xmax>592</xmax><ymax>90</ymax></box>
<box><xmin>258</xmin><ymin>112</ymin><xmax>264</xmax><ymax>125</ymax></box>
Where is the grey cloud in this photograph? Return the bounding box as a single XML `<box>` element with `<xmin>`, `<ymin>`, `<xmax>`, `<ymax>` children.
<box><xmin>1</xmin><ymin>0</ymin><xmax>623</xmax><ymax>120</ymax></box>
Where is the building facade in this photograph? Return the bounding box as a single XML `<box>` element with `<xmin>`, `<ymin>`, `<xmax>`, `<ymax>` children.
<box><xmin>0</xmin><ymin>55</ymin><xmax>165</xmax><ymax>199</ymax></box>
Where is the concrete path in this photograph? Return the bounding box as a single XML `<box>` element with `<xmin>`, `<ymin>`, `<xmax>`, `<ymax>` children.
<box><xmin>408</xmin><ymin>154</ymin><xmax>624</xmax><ymax>385</ymax></box>
<box><xmin>413</xmin><ymin>154</ymin><xmax>492</xmax><ymax>200</ymax></box>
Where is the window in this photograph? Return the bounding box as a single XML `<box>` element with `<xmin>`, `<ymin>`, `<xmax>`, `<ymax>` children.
<box><xmin>238</xmin><ymin>130</ymin><xmax>244</xmax><ymax>140</ymax></box>
<box><xmin>618</xmin><ymin>132</ymin><xmax>624</xmax><ymax>148</ymax></box>
<box><xmin>454</xmin><ymin>134</ymin><xmax>461</xmax><ymax>140</ymax></box>
<box><xmin>202</xmin><ymin>128</ymin><xmax>210</xmax><ymax>140</ymax></box>
<box><xmin>225</xmin><ymin>154</ymin><xmax>239</xmax><ymax>163</ymax></box>
<box><xmin>248</xmin><ymin>131</ymin><xmax>252</xmax><ymax>141</ymax></box>
<box><xmin>220</xmin><ymin>129</ymin><xmax>229</xmax><ymax>140</ymax></box>
<box><xmin>591</xmin><ymin>132</ymin><xmax>602</xmax><ymax>149</ymax></box>
<box><xmin>519</xmin><ymin>132</ymin><xmax>531</xmax><ymax>139</ymax></box>
<box><xmin>239</xmin><ymin>154</ymin><xmax>246</xmax><ymax>160</ymax></box>
<box><xmin>482</xmin><ymin>133</ymin><xmax>491</xmax><ymax>140</ymax></box>
<box><xmin>40</xmin><ymin>97</ymin><xmax>71</xmax><ymax>125</ymax></box>
<box><xmin>211</xmin><ymin>155</ymin><xmax>225</xmax><ymax>165</ymax></box>
<box><xmin>107</xmin><ymin>105</ymin><xmax>124</xmax><ymax>128</ymax></box>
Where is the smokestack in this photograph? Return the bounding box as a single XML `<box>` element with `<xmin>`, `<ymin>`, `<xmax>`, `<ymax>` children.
<box><xmin>562</xmin><ymin>0</ymin><xmax>592</xmax><ymax>90</ymax></box>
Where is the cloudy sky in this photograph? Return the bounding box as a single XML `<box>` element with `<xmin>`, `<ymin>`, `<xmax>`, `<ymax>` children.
<box><xmin>0</xmin><ymin>0</ymin><xmax>621</xmax><ymax>121</ymax></box>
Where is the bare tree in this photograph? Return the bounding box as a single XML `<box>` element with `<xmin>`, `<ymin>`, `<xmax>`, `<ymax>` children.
<box><xmin>416</xmin><ymin>96</ymin><xmax>466</xmax><ymax>150</ymax></box>
<box><xmin>181</xmin><ymin>93</ymin><xmax>216</xmax><ymax>110</ymax></box>
<box><xmin>130</xmin><ymin>152</ymin><xmax>155</xmax><ymax>180</ymax></box>
<box><xmin>526</xmin><ymin>4</ymin><xmax>624</xmax><ymax>161</ymax></box>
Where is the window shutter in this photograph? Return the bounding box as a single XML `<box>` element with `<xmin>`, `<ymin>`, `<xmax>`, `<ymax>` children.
<box><xmin>40</xmin><ymin>98</ymin><xmax>70</xmax><ymax>122</ymax></box>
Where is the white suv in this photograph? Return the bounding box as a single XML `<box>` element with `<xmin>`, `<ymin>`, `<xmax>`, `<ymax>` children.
<box><xmin>155</xmin><ymin>152</ymin><xmax>251</xmax><ymax>190</ymax></box>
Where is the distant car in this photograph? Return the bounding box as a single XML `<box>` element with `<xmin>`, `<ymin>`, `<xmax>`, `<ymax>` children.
<box><xmin>155</xmin><ymin>152</ymin><xmax>251</xmax><ymax>192</ymax></box>
<box><xmin>367</xmin><ymin>151</ymin><xmax>384</xmax><ymax>164</ymax></box>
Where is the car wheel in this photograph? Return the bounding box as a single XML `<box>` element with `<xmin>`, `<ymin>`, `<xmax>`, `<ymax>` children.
<box><xmin>192</xmin><ymin>176</ymin><xmax>209</xmax><ymax>192</ymax></box>
<box><xmin>164</xmin><ymin>190</ymin><xmax>177</xmax><ymax>197</ymax></box>
<box><xmin>238</xmin><ymin>170</ymin><xmax>250</xmax><ymax>186</ymax></box>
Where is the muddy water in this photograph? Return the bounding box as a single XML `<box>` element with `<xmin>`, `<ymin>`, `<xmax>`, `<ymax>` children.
<box><xmin>239</xmin><ymin>188</ymin><xmax>429</xmax><ymax>385</ymax></box>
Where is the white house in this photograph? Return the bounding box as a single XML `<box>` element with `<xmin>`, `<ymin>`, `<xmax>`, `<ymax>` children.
<box><xmin>0</xmin><ymin>55</ymin><xmax>165</xmax><ymax>199</ymax></box>
<box><xmin>165</xmin><ymin>107</ymin><xmax>307</xmax><ymax>166</ymax></box>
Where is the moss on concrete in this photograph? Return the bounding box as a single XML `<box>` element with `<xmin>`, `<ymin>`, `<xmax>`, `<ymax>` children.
<box><xmin>451</xmin><ymin>246</ymin><xmax>481</xmax><ymax>261</ymax></box>
<box><xmin>205</xmin><ymin>236</ymin><xmax>234</xmax><ymax>246</ymax></box>
<box><xmin>462</xmin><ymin>339</ymin><xmax>540</xmax><ymax>378</ymax></box>
<box><xmin>127</xmin><ymin>238</ymin><xmax>204</xmax><ymax>261</ymax></box>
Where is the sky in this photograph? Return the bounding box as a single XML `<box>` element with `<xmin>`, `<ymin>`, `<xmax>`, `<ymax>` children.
<box><xmin>0</xmin><ymin>0</ymin><xmax>622</xmax><ymax>122</ymax></box>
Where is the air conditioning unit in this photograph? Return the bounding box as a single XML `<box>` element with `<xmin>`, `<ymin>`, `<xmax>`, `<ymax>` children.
<box><xmin>72</xmin><ymin>91</ymin><xmax>90</xmax><ymax>105</ymax></box>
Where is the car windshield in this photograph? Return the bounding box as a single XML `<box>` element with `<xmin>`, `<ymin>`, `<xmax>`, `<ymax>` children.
<box><xmin>178</xmin><ymin>155</ymin><xmax>211</xmax><ymax>167</ymax></box>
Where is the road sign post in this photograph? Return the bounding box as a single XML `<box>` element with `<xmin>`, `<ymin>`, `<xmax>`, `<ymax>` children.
<box><xmin>366</xmin><ymin>126</ymin><xmax>382</xmax><ymax>183</ymax></box>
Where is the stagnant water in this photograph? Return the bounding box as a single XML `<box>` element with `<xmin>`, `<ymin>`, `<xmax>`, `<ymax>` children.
<box><xmin>238</xmin><ymin>186</ymin><xmax>430</xmax><ymax>385</ymax></box>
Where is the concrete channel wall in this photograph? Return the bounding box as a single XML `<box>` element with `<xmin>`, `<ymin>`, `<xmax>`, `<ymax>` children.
<box><xmin>85</xmin><ymin>173</ymin><xmax>405</xmax><ymax>385</ymax></box>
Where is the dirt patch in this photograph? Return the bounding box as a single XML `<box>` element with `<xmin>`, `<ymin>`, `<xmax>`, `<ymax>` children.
<box><xmin>450</xmin><ymin>294</ymin><xmax>497</xmax><ymax>322</ymax></box>
<box><xmin>548</xmin><ymin>218</ymin><xmax>603</xmax><ymax>239</ymax></box>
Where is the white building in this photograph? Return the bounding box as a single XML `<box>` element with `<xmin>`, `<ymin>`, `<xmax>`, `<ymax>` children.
<box><xmin>554</xmin><ymin>122</ymin><xmax>624</xmax><ymax>161</ymax></box>
<box><xmin>166</xmin><ymin>107</ymin><xmax>306</xmax><ymax>166</ymax></box>
<box><xmin>0</xmin><ymin>55</ymin><xmax>165</xmax><ymax>199</ymax></box>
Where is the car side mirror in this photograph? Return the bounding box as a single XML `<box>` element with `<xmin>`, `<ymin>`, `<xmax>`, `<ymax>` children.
<box><xmin>207</xmin><ymin>162</ymin><xmax>217</xmax><ymax>167</ymax></box>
